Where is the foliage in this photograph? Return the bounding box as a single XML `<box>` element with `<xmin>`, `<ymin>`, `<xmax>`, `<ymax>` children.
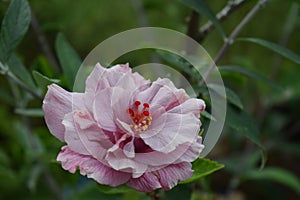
<box><xmin>0</xmin><ymin>0</ymin><xmax>300</xmax><ymax>199</ymax></box>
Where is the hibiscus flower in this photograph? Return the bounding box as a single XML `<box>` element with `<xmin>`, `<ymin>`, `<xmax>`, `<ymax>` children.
<box><xmin>43</xmin><ymin>63</ymin><xmax>205</xmax><ymax>192</ymax></box>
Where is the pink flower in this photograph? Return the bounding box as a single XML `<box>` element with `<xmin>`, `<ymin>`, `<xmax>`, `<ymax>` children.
<box><xmin>43</xmin><ymin>63</ymin><xmax>205</xmax><ymax>192</ymax></box>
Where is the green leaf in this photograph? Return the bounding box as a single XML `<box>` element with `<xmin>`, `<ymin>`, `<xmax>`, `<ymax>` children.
<box><xmin>0</xmin><ymin>0</ymin><xmax>31</xmax><ymax>63</ymax></box>
<box><xmin>220</xmin><ymin>65</ymin><xmax>281</xmax><ymax>89</ymax></box>
<box><xmin>97</xmin><ymin>184</ymin><xmax>134</xmax><ymax>194</ymax></box>
<box><xmin>207</xmin><ymin>84</ymin><xmax>243</xmax><ymax>109</ymax></box>
<box><xmin>226</xmin><ymin>107</ymin><xmax>267</xmax><ymax>169</ymax></box>
<box><xmin>226</xmin><ymin>106</ymin><xmax>263</xmax><ymax>149</ymax></box>
<box><xmin>32</xmin><ymin>70</ymin><xmax>60</xmax><ymax>93</ymax></box>
<box><xmin>238</xmin><ymin>37</ymin><xmax>300</xmax><ymax>66</ymax></box>
<box><xmin>27</xmin><ymin>163</ymin><xmax>43</xmax><ymax>192</ymax></box>
<box><xmin>201</xmin><ymin>110</ymin><xmax>216</xmax><ymax>121</ymax></box>
<box><xmin>55</xmin><ymin>33</ymin><xmax>81</xmax><ymax>89</ymax></box>
<box><xmin>7</xmin><ymin>54</ymin><xmax>37</xmax><ymax>90</ymax></box>
<box><xmin>179</xmin><ymin>0</ymin><xmax>226</xmax><ymax>39</ymax></box>
<box><xmin>14</xmin><ymin>108</ymin><xmax>44</xmax><ymax>117</ymax></box>
<box><xmin>242</xmin><ymin>168</ymin><xmax>300</xmax><ymax>196</ymax></box>
<box><xmin>180</xmin><ymin>158</ymin><xmax>224</xmax><ymax>184</ymax></box>
<box><xmin>156</xmin><ymin>50</ymin><xmax>200</xmax><ymax>81</ymax></box>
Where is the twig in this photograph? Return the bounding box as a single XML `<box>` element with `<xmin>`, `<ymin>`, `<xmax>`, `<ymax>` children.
<box><xmin>31</xmin><ymin>12</ymin><xmax>60</xmax><ymax>73</ymax></box>
<box><xmin>186</xmin><ymin>10</ymin><xmax>201</xmax><ymax>54</ymax></box>
<box><xmin>6</xmin><ymin>70</ymin><xmax>43</xmax><ymax>100</ymax></box>
<box><xmin>198</xmin><ymin>0</ymin><xmax>248</xmax><ymax>42</ymax></box>
<box><xmin>200</xmin><ymin>0</ymin><xmax>269</xmax><ymax>85</ymax></box>
<box><xmin>187</xmin><ymin>10</ymin><xmax>201</xmax><ymax>40</ymax></box>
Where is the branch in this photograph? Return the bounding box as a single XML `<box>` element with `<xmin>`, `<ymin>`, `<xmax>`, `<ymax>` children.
<box><xmin>197</xmin><ymin>0</ymin><xmax>248</xmax><ymax>42</ymax></box>
<box><xmin>1</xmin><ymin>62</ymin><xmax>42</xmax><ymax>100</ymax></box>
<box><xmin>186</xmin><ymin>10</ymin><xmax>201</xmax><ymax>54</ymax></box>
<box><xmin>31</xmin><ymin>12</ymin><xmax>60</xmax><ymax>73</ymax></box>
<box><xmin>187</xmin><ymin>10</ymin><xmax>201</xmax><ymax>40</ymax></box>
<box><xmin>7</xmin><ymin>70</ymin><xmax>43</xmax><ymax>100</ymax></box>
<box><xmin>200</xmin><ymin>0</ymin><xmax>269</xmax><ymax>85</ymax></box>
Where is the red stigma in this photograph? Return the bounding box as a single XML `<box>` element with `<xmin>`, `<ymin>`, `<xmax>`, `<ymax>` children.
<box><xmin>128</xmin><ymin>100</ymin><xmax>151</xmax><ymax>125</ymax></box>
<box><xmin>143</xmin><ymin>110</ymin><xmax>149</xmax><ymax>116</ymax></box>
<box><xmin>134</xmin><ymin>101</ymin><xmax>141</xmax><ymax>107</ymax></box>
<box><xmin>143</xmin><ymin>103</ymin><xmax>149</xmax><ymax>108</ymax></box>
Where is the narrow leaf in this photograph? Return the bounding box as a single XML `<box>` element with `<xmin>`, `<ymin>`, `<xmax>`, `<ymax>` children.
<box><xmin>179</xmin><ymin>0</ymin><xmax>226</xmax><ymax>39</ymax></box>
<box><xmin>219</xmin><ymin>65</ymin><xmax>281</xmax><ymax>89</ymax></box>
<box><xmin>226</xmin><ymin>106</ymin><xmax>263</xmax><ymax>149</ymax></box>
<box><xmin>15</xmin><ymin>108</ymin><xmax>44</xmax><ymax>117</ymax></box>
<box><xmin>180</xmin><ymin>158</ymin><xmax>224</xmax><ymax>184</ymax></box>
<box><xmin>32</xmin><ymin>70</ymin><xmax>60</xmax><ymax>93</ymax></box>
<box><xmin>201</xmin><ymin>110</ymin><xmax>216</xmax><ymax>121</ymax></box>
<box><xmin>238</xmin><ymin>37</ymin><xmax>300</xmax><ymax>65</ymax></box>
<box><xmin>7</xmin><ymin>54</ymin><xmax>36</xmax><ymax>90</ymax></box>
<box><xmin>208</xmin><ymin>84</ymin><xmax>243</xmax><ymax>109</ymax></box>
<box><xmin>55</xmin><ymin>33</ymin><xmax>81</xmax><ymax>89</ymax></box>
<box><xmin>242</xmin><ymin>168</ymin><xmax>300</xmax><ymax>196</ymax></box>
<box><xmin>0</xmin><ymin>0</ymin><xmax>31</xmax><ymax>62</ymax></box>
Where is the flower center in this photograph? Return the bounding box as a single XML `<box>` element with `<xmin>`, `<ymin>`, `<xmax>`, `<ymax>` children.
<box><xmin>127</xmin><ymin>100</ymin><xmax>152</xmax><ymax>133</ymax></box>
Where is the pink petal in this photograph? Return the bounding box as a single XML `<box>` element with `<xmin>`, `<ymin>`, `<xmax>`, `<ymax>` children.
<box><xmin>169</xmin><ymin>98</ymin><xmax>205</xmax><ymax>118</ymax></box>
<box><xmin>57</xmin><ymin>146</ymin><xmax>131</xmax><ymax>186</ymax></box>
<box><xmin>93</xmin><ymin>87</ymin><xmax>133</xmax><ymax>131</ymax></box>
<box><xmin>174</xmin><ymin>136</ymin><xmax>204</xmax><ymax>163</ymax></box>
<box><xmin>135</xmin><ymin>78</ymin><xmax>189</xmax><ymax>111</ymax></box>
<box><xmin>93</xmin><ymin>88</ymin><xmax>118</xmax><ymax>131</ymax></box>
<box><xmin>126</xmin><ymin>162</ymin><xmax>192</xmax><ymax>192</ymax></box>
<box><xmin>43</xmin><ymin>84</ymin><xmax>72</xmax><ymax>141</ymax></box>
<box><xmin>135</xmin><ymin>139</ymin><xmax>203</xmax><ymax>166</ymax></box>
<box><xmin>85</xmin><ymin>63</ymin><xmax>106</xmax><ymax>95</ymax></box>
<box><xmin>154</xmin><ymin>162</ymin><xmax>193</xmax><ymax>190</ymax></box>
<box><xmin>106</xmin><ymin>139</ymin><xmax>148</xmax><ymax>177</ymax></box>
<box><xmin>72</xmin><ymin>110</ymin><xmax>113</xmax><ymax>160</ymax></box>
<box><xmin>141</xmin><ymin>112</ymin><xmax>200</xmax><ymax>153</ymax></box>
<box><xmin>63</xmin><ymin>112</ymin><xmax>89</xmax><ymax>155</ymax></box>
<box><xmin>126</xmin><ymin>172</ymin><xmax>161</xmax><ymax>192</ymax></box>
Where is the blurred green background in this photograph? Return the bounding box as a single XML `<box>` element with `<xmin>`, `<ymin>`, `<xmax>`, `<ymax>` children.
<box><xmin>0</xmin><ymin>0</ymin><xmax>300</xmax><ymax>199</ymax></box>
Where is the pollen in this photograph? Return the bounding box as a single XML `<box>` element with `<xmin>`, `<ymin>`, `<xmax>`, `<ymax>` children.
<box><xmin>127</xmin><ymin>100</ymin><xmax>152</xmax><ymax>134</ymax></box>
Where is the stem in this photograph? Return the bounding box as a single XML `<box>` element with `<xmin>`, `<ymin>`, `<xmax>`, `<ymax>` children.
<box><xmin>147</xmin><ymin>190</ymin><xmax>160</xmax><ymax>200</ymax></box>
<box><xmin>31</xmin><ymin>12</ymin><xmax>60</xmax><ymax>73</ymax></box>
<box><xmin>6</xmin><ymin>70</ymin><xmax>43</xmax><ymax>100</ymax></box>
<box><xmin>198</xmin><ymin>0</ymin><xmax>248</xmax><ymax>42</ymax></box>
<box><xmin>186</xmin><ymin>10</ymin><xmax>201</xmax><ymax>54</ymax></box>
<box><xmin>200</xmin><ymin>0</ymin><xmax>269</xmax><ymax>85</ymax></box>
<box><xmin>187</xmin><ymin>10</ymin><xmax>200</xmax><ymax>40</ymax></box>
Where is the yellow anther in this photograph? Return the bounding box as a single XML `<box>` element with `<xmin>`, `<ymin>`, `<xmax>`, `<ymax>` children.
<box><xmin>142</xmin><ymin>125</ymin><xmax>148</xmax><ymax>131</ymax></box>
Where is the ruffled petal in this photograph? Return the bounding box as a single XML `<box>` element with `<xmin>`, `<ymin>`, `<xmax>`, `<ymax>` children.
<box><xmin>106</xmin><ymin>137</ymin><xmax>148</xmax><ymax>177</ymax></box>
<box><xmin>85</xmin><ymin>63</ymin><xmax>106</xmax><ymax>95</ymax></box>
<box><xmin>169</xmin><ymin>98</ymin><xmax>205</xmax><ymax>118</ymax></box>
<box><xmin>126</xmin><ymin>162</ymin><xmax>192</xmax><ymax>192</ymax></box>
<box><xmin>93</xmin><ymin>87</ymin><xmax>118</xmax><ymax>132</ymax></box>
<box><xmin>73</xmin><ymin>110</ymin><xmax>113</xmax><ymax>160</ymax></box>
<box><xmin>174</xmin><ymin>136</ymin><xmax>204</xmax><ymax>163</ymax></box>
<box><xmin>135</xmin><ymin>78</ymin><xmax>189</xmax><ymax>111</ymax></box>
<box><xmin>135</xmin><ymin>138</ymin><xmax>203</xmax><ymax>166</ymax></box>
<box><xmin>126</xmin><ymin>172</ymin><xmax>161</xmax><ymax>192</ymax></box>
<box><xmin>63</xmin><ymin>112</ymin><xmax>89</xmax><ymax>155</ymax></box>
<box><xmin>43</xmin><ymin>84</ymin><xmax>72</xmax><ymax>141</ymax></box>
<box><xmin>57</xmin><ymin>146</ymin><xmax>131</xmax><ymax>186</ymax></box>
<box><xmin>154</xmin><ymin>162</ymin><xmax>193</xmax><ymax>190</ymax></box>
<box><xmin>141</xmin><ymin>112</ymin><xmax>200</xmax><ymax>153</ymax></box>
